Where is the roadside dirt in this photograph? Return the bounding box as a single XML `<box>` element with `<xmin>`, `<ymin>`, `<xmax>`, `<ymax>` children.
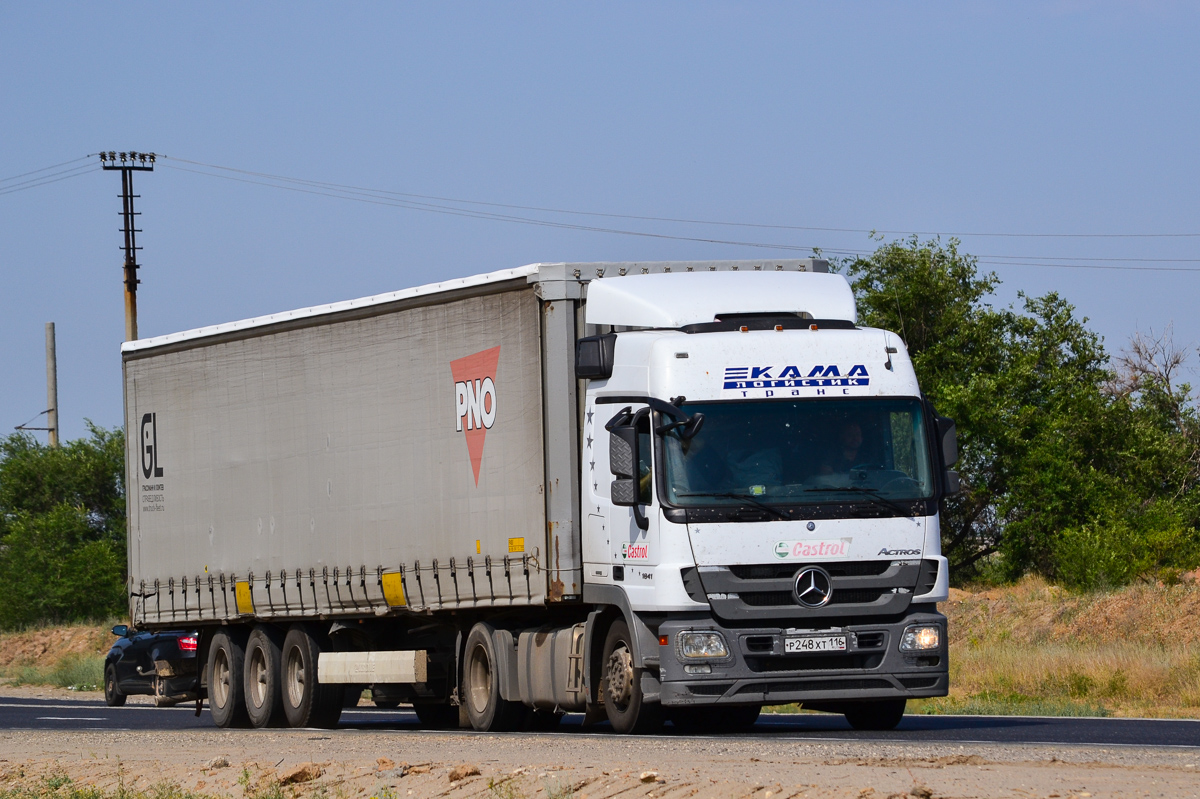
<box><xmin>0</xmin><ymin>624</ymin><xmax>110</xmax><ymax>670</ymax></box>
<box><xmin>1</xmin><ymin>727</ymin><xmax>1197</xmax><ymax>799</ymax></box>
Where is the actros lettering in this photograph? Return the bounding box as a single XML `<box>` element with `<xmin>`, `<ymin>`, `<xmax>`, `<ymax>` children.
<box><xmin>878</xmin><ymin>548</ymin><xmax>922</xmax><ymax>557</ymax></box>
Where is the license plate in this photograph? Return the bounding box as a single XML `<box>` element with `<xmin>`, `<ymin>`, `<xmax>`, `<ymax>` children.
<box><xmin>784</xmin><ymin>635</ymin><xmax>847</xmax><ymax>653</ymax></box>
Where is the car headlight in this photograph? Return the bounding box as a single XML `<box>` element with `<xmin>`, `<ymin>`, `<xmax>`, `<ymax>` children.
<box><xmin>899</xmin><ymin>625</ymin><xmax>940</xmax><ymax>651</ymax></box>
<box><xmin>677</xmin><ymin>631</ymin><xmax>729</xmax><ymax>659</ymax></box>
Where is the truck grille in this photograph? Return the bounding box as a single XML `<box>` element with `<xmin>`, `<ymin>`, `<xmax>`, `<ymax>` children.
<box><xmin>694</xmin><ymin>560</ymin><xmax>922</xmax><ymax>621</ymax></box>
<box><xmin>746</xmin><ymin>653</ymin><xmax>883</xmax><ymax>672</ymax></box>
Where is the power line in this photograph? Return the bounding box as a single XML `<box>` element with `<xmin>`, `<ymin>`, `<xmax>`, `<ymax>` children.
<box><xmin>0</xmin><ymin>163</ymin><xmax>95</xmax><ymax>197</ymax></box>
<box><xmin>0</xmin><ymin>155</ymin><xmax>92</xmax><ymax>184</ymax></box>
<box><xmin>162</xmin><ymin>157</ymin><xmax>1200</xmax><ymax>273</ymax></box>
<box><xmin>161</xmin><ymin>162</ymin><xmax>838</xmax><ymax>255</ymax></box>
<box><xmin>161</xmin><ymin>155</ymin><xmax>1200</xmax><ymax>241</ymax></box>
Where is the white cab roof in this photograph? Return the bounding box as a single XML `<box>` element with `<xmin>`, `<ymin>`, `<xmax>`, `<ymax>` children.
<box><xmin>584</xmin><ymin>271</ymin><xmax>856</xmax><ymax>328</ymax></box>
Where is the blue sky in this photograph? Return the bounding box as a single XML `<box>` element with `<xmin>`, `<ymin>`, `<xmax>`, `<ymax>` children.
<box><xmin>2</xmin><ymin>2</ymin><xmax>1198</xmax><ymax>440</ymax></box>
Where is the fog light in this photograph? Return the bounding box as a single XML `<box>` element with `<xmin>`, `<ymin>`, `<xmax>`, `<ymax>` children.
<box><xmin>677</xmin><ymin>631</ymin><xmax>729</xmax><ymax>659</ymax></box>
<box><xmin>684</xmin><ymin>664</ymin><xmax>712</xmax><ymax>675</ymax></box>
<box><xmin>899</xmin><ymin>625</ymin><xmax>940</xmax><ymax>651</ymax></box>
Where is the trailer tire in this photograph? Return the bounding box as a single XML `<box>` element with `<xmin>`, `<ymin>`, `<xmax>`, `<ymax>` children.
<box><xmin>104</xmin><ymin>665</ymin><xmax>126</xmax><ymax>707</ymax></box>
<box><xmin>281</xmin><ymin>625</ymin><xmax>344</xmax><ymax>729</ymax></box>
<box><xmin>601</xmin><ymin>619</ymin><xmax>661</xmax><ymax>734</ymax></box>
<box><xmin>462</xmin><ymin>623</ymin><xmax>525</xmax><ymax>732</ymax></box>
<box><xmin>244</xmin><ymin>626</ymin><xmax>286</xmax><ymax>728</ymax></box>
<box><xmin>208</xmin><ymin>629</ymin><xmax>251</xmax><ymax>728</ymax></box>
<box><xmin>844</xmin><ymin>699</ymin><xmax>906</xmax><ymax>731</ymax></box>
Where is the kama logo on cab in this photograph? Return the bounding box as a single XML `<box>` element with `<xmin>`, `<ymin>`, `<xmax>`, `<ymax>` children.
<box><xmin>773</xmin><ymin>538</ymin><xmax>852</xmax><ymax>560</ymax></box>
<box><xmin>451</xmin><ymin>346</ymin><xmax>500</xmax><ymax>486</ymax></box>
<box><xmin>723</xmin><ymin>364</ymin><xmax>870</xmax><ymax>398</ymax></box>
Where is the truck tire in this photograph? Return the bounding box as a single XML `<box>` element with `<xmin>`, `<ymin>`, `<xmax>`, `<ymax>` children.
<box><xmin>601</xmin><ymin>619</ymin><xmax>661</xmax><ymax>734</ymax></box>
<box><xmin>281</xmin><ymin>625</ymin><xmax>344</xmax><ymax>729</ymax></box>
<box><xmin>208</xmin><ymin>629</ymin><xmax>251</xmax><ymax>728</ymax></box>
<box><xmin>244</xmin><ymin>626</ymin><xmax>285</xmax><ymax>728</ymax></box>
<box><xmin>844</xmin><ymin>699</ymin><xmax>906</xmax><ymax>731</ymax></box>
<box><xmin>461</xmin><ymin>623</ymin><xmax>525</xmax><ymax>732</ymax></box>
<box><xmin>104</xmin><ymin>665</ymin><xmax>126</xmax><ymax>707</ymax></box>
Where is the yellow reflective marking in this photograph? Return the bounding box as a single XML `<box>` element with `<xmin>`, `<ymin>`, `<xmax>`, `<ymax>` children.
<box><xmin>508</xmin><ymin>537</ymin><xmax>525</xmax><ymax>553</ymax></box>
<box><xmin>381</xmin><ymin>572</ymin><xmax>407</xmax><ymax>607</ymax></box>
<box><xmin>234</xmin><ymin>581</ymin><xmax>254</xmax><ymax>615</ymax></box>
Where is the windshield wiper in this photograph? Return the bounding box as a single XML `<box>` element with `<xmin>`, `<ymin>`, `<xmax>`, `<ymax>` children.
<box><xmin>675</xmin><ymin>491</ymin><xmax>791</xmax><ymax>521</ymax></box>
<box><xmin>804</xmin><ymin>486</ymin><xmax>913</xmax><ymax>516</ymax></box>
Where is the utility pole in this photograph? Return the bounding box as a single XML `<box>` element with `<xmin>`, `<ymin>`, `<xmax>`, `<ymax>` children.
<box><xmin>100</xmin><ymin>151</ymin><xmax>155</xmax><ymax>341</ymax></box>
<box><xmin>45</xmin><ymin>322</ymin><xmax>58</xmax><ymax>448</ymax></box>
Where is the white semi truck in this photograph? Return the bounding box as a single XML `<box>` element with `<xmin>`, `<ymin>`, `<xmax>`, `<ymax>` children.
<box><xmin>122</xmin><ymin>259</ymin><xmax>957</xmax><ymax>733</ymax></box>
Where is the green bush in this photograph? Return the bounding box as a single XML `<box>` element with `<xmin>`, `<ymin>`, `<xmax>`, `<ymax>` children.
<box><xmin>0</xmin><ymin>504</ymin><xmax>126</xmax><ymax>629</ymax></box>
<box><xmin>0</xmin><ymin>426</ymin><xmax>126</xmax><ymax>630</ymax></box>
<box><xmin>1054</xmin><ymin>504</ymin><xmax>1200</xmax><ymax>590</ymax></box>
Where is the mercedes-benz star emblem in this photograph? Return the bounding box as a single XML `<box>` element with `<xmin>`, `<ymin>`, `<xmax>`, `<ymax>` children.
<box><xmin>793</xmin><ymin>567</ymin><xmax>833</xmax><ymax>608</ymax></box>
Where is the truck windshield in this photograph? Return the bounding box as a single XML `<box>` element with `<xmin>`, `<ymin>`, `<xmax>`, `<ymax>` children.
<box><xmin>661</xmin><ymin>398</ymin><xmax>934</xmax><ymax>507</ymax></box>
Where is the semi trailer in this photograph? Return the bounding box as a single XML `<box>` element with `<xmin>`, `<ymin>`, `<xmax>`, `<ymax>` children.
<box><xmin>122</xmin><ymin>259</ymin><xmax>958</xmax><ymax>733</ymax></box>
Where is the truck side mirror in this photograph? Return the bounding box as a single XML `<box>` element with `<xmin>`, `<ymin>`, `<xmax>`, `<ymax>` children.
<box><xmin>609</xmin><ymin>423</ymin><xmax>638</xmax><ymax>481</ymax></box>
<box><xmin>576</xmin><ymin>333</ymin><xmax>617</xmax><ymax>379</ymax></box>
<box><xmin>936</xmin><ymin>416</ymin><xmax>958</xmax><ymax>467</ymax></box>
<box><xmin>605</xmin><ymin>408</ymin><xmax>649</xmax><ymax>529</ymax></box>
<box><xmin>111</xmin><ymin>624</ymin><xmax>129</xmax><ymax>637</ymax></box>
<box><xmin>610</xmin><ymin>478</ymin><xmax>638</xmax><ymax>506</ymax></box>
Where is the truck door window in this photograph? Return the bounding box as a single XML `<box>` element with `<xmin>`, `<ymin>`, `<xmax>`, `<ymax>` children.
<box><xmin>637</xmin><ymin>414</ymin><xmax>653</xmax><ymax>505</ymax></box>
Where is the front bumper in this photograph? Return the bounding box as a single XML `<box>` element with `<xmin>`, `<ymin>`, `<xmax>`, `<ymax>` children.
<box><xmin>656</xmin><ymin>609</ymin><xmax>948</xmax><ymax>707</ymax></box>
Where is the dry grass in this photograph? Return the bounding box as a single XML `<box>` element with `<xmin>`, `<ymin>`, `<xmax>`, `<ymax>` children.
<box><xmin>909</xmin><ymin>576</ymin><xmax>1200</xmax><ymax>717</ymax></box>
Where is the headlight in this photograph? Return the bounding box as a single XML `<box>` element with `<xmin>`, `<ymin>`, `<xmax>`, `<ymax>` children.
<box><xmin>899</xmin><ymin>625</ymin><xmax>940</xmax><ymax>651</ymax></box>
<box><xmin>677</xmin><ymin>631</ymin><xmax>729</xmax><ymax>659</ymax></box>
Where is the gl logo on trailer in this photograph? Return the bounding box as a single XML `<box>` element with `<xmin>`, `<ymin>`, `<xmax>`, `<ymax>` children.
<box><xmin>140</xmin><ymin>412</ymin><xmax>164</xmax><ymax>480</ymax></box>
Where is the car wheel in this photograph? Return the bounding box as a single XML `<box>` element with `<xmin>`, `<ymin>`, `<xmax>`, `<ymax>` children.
<box><xmin>244</xmin><ymin>626</ymin><xmax>286</xmax><ymax>728</ymax></box>
<box><xmin>601</xmin><ymin>619</ymin><xmax>661</xmax><ymax>734</ymax></box>
<box><xmin>844</xmin><ymin>699</ymin><xmax>906</xmax><ymax>731</ymax></box>
<box><xmin>281</xmin><ymin>625</ymin><xmax>343</xmax><ymax>729</ymax></box>
<box><xmin>104</xmin><ymin>665</ymin><xmax>126</xmax><ymax>707</ymax></box>
<box><xmin>207</xmin><ymin>629</ymin><xmax>251</xmax><ymax>728</ymax></box>
<box><xmin>461</xmin><ymin>622</ymin><xmax>525</xmax><ymax>732</ymax></box>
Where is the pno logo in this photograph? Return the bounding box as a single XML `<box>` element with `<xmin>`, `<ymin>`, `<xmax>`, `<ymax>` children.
<box><xmin>451</xmin><ymin>346</ymin><xmax>500</xmax><ymax>486</ymax></box>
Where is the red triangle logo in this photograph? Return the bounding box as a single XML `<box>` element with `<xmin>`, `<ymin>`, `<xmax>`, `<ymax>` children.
<box><xmin>450</xmin><ymin>346</ymin><xmax>501</xmax><ymax>486</ymax></box>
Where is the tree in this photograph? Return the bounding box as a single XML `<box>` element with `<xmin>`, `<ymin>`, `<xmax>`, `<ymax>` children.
<box><xmin>0</xmin><ymin>424</ymin><xmax>126</xmax><ymax>628</ymax></box>
<box><xmin>842</xmin><ymin>237</ymin><xmax>1200</xmax><ymax>584</ymax></box>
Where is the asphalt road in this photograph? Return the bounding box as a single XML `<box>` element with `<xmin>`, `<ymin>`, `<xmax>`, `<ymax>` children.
<box><xmin>1</xmin><ymin>695</ymin><xmax>1197</xmax><ymax>748</ymax></box>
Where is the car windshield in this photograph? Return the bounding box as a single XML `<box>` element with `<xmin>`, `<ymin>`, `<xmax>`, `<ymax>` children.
<box><xmin>661</xmin><ymin>398</ymin><xmax>934</xmax><ymax>507</ymax></box>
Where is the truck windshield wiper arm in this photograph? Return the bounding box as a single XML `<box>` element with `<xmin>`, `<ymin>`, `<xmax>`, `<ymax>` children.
<box><xmin>675</xmin><ymin>491</ymin><xmax>791</xmax><ymax>521</ymax></box>
<box><xmin>804</xmin><ymin>486</ymin><xmax>913</xmax><ymax>516</ymax></box>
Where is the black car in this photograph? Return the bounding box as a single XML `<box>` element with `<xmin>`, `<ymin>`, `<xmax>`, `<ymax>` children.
<box><xmin>104</xmin><ymin>625</ymin><xmax>201</xmax><ymax>707</ymax></box>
